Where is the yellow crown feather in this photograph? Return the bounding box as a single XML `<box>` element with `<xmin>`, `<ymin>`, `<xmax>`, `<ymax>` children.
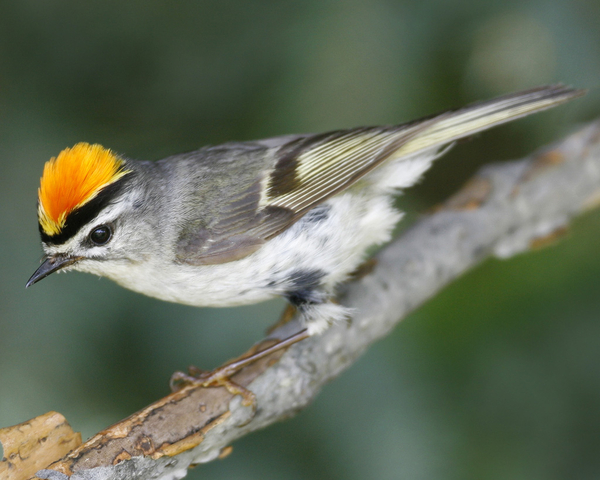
<box><xmin>38</xmin><ymin>143</ymin><xmax>130</xmax><ymax>237</ymax></box>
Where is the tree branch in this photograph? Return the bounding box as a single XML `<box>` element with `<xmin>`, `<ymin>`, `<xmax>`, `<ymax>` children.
<box><xmin>3</xmin><ymin>120</ymin><xmax>600</xmax><ymax>480</ymax></box>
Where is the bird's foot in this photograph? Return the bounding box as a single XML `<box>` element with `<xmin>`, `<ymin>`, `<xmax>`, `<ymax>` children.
<box><xmin>170</xmin><ymin>366</ymin><xmax>256</xmax><ymax>410</ymax></box>
<box><xmin>169</xmin><ymin>329</ymin><xmax>311</xmax><ymax>416</ymax></box>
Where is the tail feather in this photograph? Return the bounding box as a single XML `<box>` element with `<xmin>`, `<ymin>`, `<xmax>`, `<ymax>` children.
<box><xmin>394</xmin><ymin>85</ymin><xmax>586</xmax><ymax>157</ymax></box>
<box><xmin>258</xmin><ymin>84</ymin><xmax>584</xmax><ymax>240</ymax></box>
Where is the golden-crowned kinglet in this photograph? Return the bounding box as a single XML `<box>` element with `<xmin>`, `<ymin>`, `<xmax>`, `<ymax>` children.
<box><xmin>27</xmin><ymin>85</ymin><xmax>583</xmax><ymax>337</ymax></box>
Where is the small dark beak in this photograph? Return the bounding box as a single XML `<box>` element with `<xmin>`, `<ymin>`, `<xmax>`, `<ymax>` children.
<box><xmin>26</xmin><ymin>255</ymin><xmax>81</xmax><ymax>288</ymax></box>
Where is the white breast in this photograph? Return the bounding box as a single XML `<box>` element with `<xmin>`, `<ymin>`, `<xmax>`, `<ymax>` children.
<box><xmin>98</xmin><ymin>149</ymin><xmax>441</xmax><ymax>308</ymax></box>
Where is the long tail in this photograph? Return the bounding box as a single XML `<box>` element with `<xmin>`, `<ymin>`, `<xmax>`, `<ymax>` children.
<box><xmin>260</xmin><ymin>84</ymin><xmax>584</xmax><ymax>235</ymax></box>
<box><xmin>394</xmin><ymin>84</ymin><xmax>586</xmax><ymax>157</ymax></box>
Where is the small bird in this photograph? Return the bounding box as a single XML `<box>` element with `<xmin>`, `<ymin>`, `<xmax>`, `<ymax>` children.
<box><xmin>27</xmin><ymin>86</ymin><xmax>583</xmax><ymax>343</ymax></box>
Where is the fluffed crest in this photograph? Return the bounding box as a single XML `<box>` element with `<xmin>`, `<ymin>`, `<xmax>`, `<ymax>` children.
<box><xmin>38</xmin><ymin>143</ymin><xmax>130</xmax><ymax>237</ymax></box>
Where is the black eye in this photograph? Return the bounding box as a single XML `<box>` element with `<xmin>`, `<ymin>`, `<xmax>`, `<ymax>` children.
<box><xmin>90</xmin><ymin>225</ymin><xmax>112</xmax><ymax>245</ymax></box>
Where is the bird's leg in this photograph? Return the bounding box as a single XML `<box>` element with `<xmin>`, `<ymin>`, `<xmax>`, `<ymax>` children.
<box><xmin>170</xmin><ymin>366</ymin><xmax>257</xmax><ymax>410</ymax></box>
<box><xmin>348</xmin><ymin>257</ymin><xmax>378</xmax><ymax>281</ymax></box>
<box><xmin>266</xmin><ymin>303</ymin><xmax>297</xmax><ymax>334</ymax></box>
<box><xmin>170</xmin><ymin>329</ymin><xmax>310</xmax><ymax>410</ymax></box>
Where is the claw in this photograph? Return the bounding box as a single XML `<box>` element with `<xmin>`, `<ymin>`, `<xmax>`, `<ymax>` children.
<box><xmin>168</xmin><ymin>329</ymin><xmax>311</xmax><ymax>424</ymax></box>
<box><xmin>169</xmin><ymin>364</ymin><xmax>257</xmax><ymax>422</ymax></box>
<box><xmin>169</xmin><ymin>370</ymin><xmax>201</xmax><ymax>392</ymax></box>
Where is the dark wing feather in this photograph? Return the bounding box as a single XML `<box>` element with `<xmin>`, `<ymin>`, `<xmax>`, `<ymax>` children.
<box><xmin>175</xmin><ymin>85</ymin><xmax>584</xmax><ymax>265</ymax></box>
<box><xmin>177</xmin><ymin>178</ymin><xmax>295</xmax><ymax>264</ymax></box>
<box><xmin>173</xmin><ymin>127</ymin><xmax>423</xmax><ymax>265</ymax></box>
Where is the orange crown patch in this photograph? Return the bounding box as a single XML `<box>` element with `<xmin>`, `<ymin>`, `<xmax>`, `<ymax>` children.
<box><xmin>38</xmin><ymin>143</ymin><xmax>130</xmax><ymax>237</ymax></box>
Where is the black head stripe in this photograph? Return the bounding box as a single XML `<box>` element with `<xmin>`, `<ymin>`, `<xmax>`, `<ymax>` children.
<box><xmin>40</xmin><ymin>173</ymin><xmax>133</xmax><ymax>245</ymax></box>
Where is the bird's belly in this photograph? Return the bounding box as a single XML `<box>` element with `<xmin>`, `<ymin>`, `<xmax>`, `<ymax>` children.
<box><xmin>109</xmin><ymin>260</ymin><xmax>279</xmax><ymax>307</ymax></box>
<box><xmin>107</xmin><ymin>189</ymin><xmax>402</xmax><ymax>308</ymax></box>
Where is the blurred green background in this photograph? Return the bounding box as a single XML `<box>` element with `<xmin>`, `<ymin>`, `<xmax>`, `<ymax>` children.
<box><xmin>1</xmin><ymin>1</ymin><xmax>600</xmax><ymax>479</ymax></box>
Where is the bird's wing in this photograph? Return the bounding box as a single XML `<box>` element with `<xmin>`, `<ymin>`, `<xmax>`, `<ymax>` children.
<box><xmin>176</xmin><ymin>85</ymin><xmax>584</xmax><ymax>265</ymax></box>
